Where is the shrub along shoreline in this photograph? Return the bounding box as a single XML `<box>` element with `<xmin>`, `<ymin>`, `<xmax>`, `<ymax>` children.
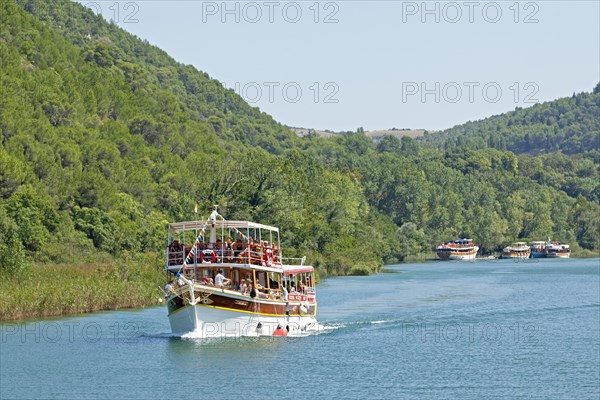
<box><xmin>0</xmin><ymin>259</ymin><xmax>166</xmax><ymax>322</ymax></box>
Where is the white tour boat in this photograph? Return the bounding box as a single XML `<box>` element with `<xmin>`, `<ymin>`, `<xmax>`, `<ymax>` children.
<box><xmin>545</xmin><ymin>242</ymin><xmax>571</xmax><ymax>258</ymax></box>
<box><xmin>435</xmin><ymin>238</ymin><xmax>479</xmax><ymax>261</ymax></box>
<box><xmin>163</xmin><ymin>208</ymin><xmax>318</xmax><ymax>337</ymax></box>
<box><xmin>502</xmin><ymin>242</ymin><xmax>531</xmax><ymax>259</ymax></box>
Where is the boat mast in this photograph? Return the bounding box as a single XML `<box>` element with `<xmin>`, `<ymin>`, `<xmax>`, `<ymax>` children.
<box><xmin>209</xmin><ymin>205</ymin><xmax>218</xmax><ymax>244</ymax></box>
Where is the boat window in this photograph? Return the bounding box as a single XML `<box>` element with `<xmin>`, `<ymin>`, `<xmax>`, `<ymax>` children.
<box><xmin>268</xmin><ymin>272</ymin><xmax>279</xmax><ymax>289</ymax></box>
<box><xmin>257</xmin><ymin>271</ymin><xmax>266</xmax><ymax>288</ymax></box>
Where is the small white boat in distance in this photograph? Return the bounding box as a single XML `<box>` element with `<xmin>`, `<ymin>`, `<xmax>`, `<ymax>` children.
<box><xmin>545</xmin><ymin>242</ymin><xmax>571</xmax><ymax>258</ymax></box>
<box><xmin>502</xmin><ymin>242</ymin><xmax>531</xmax><ymax>259</ymax></box>
<box><xmin>436</xmin><ymin>238</ymin><xmax>479</xmax><ymax>261</ymax></box>
<box><xmin>530</xmin><ymin>239</ymin><xmax>571</xmax><ymax>258</ymax></box>
<box><xmin>163</xmin><ymin>207</ymin><xmax>318</xmax><ymax>337</ymax></box>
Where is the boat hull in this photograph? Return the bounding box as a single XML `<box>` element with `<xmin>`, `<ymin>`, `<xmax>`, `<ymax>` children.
<box><xmin>436</xmin><ymin>251</ymin><xmax>478</xmax><ymax>260</ymax></box>
<box><xmin>168</xmin><ymin>303</ymin><xmax>318</xmax><ymax>337</ymax></box>
<box><xmin>546</xmin><ymin>252</ymin><xmax>570</xmax><ymax>259</ymax></box>
<box><xmin>502</xmin><ymin>253</ymin><xmax>530</xmax><ymax>259</ymax></box>
<box><xmin>447</xmin><ymin>252</ymin><xmax>477</xmax><ymax>261</ymax></box>
<box><xmin>166</xmin><ymin>286</ymin><xmax>317</xmax><ymax>337</ymax></box>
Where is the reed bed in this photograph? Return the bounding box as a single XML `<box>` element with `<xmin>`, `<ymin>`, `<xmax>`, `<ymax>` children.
<box><xmin>0</xmin><ymin>259</ymin><xmax>166</xmax><ymax>321</ymax></box>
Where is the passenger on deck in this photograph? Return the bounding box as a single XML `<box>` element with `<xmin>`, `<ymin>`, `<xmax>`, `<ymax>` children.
<box><xmin>224</xmin><ymin>240</ymin><xmax>233</xmax><ymax>262</ymax></box>
<box><xmin>233</xmin><ymin>239</ymin><xmax>244</xmax><ymax>258</ymax></box>
<box><xmin>248</xmin><ymin>239</ymin><xmax>259</xmax><ymax>263</ymax></box>
<box><xmin>282</xmin><ymin>285</ymin><xmax>288</xmax><ymax>300</ymax></box>
<box><xmin>255</xmin><ymin>283</ymin><xmax>269</xmax><ymax>299</ymax></box>
<box><xmin>216</xmin><ymin>239</ymin><xmax>223</xmax><ymax>258</ymax></box>
<box><xmin>202</xmin><ymin>277</ymin><xmax>214</xmax><ymax>286</ymax></box>
<box><xmin>215</xmin><ymin>269</ymin><xmax>231</xmax><ymax>287</ymax></box>
<box><xmin>237</xmin><ymin>248</ymin><xmax>250</xmax><ymax>264</ymax></box>
<box><xmin>239</xmin><ymin>279</ymin><xmax>248</xmax><ymax>294</ymax></box>
<box><xmin>169</xmin><ymin>240</ymin><xmax>182</xmax><ymax>252</ymax></box>
<box><xmin>163</xmin><ymin>283</ymin><xmax>174</xmax><ymax>296</ymax></box>
<box><xmin>263</xmin><ymin>243</ymin><xmax>274</xmax><ymax>266</ymax></box>
<box><xmin>168</xmin><ymin>240</ymin><xmax>184</xmax><ymax>265</ymax></box>
<box><xmin>298</xmin><ymin>281</ymin><xmax>304</xmax><ymax>293</ymax></box>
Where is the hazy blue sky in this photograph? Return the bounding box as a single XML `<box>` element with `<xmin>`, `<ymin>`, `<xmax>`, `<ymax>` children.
<box><xmin>80</xmin><ymin>1</ymin><xmax>599</xmax><ymax>131</ymax></box>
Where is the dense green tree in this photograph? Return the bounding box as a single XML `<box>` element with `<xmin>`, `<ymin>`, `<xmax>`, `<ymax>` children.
<box><xmin>0</xmin><ymin>207</ymin><xmax>30</xmax><ymax>275</ymax></box>
<box><xmin>397</xmin><ymin>223</ymin><xmax>428</xmax><ymax>260</ymax></box>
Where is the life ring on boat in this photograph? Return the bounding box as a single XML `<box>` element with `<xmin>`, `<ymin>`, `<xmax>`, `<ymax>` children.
<box><xmin>202</xmin><ymin>250</ymin><xmax>217</xmax><ymax>263</ymax></box>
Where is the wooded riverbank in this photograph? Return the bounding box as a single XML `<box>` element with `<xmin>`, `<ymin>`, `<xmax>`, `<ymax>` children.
<box><xmin>0</xmin><ymin>258</ymin><xmax>165</xmax><ymax>322</ymax></box>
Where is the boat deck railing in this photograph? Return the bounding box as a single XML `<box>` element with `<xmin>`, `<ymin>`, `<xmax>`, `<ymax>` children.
<box><xmin>280</xmin><ymin>256</ymin><xmax>306</xmax><ymax>266</ymax></box>
<box><xmin>167</xmin><ymin>241</ymin><xmax>280</xmax><ymax>267</ymax></box>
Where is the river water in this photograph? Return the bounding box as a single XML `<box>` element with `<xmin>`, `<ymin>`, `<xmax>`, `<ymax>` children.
<box><xmin>1</xmin><ymin>258</ymin><xmax>599</xmax><ymax>399</ymax></box>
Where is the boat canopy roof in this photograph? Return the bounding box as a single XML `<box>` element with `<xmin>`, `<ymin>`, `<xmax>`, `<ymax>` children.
<box><xmin>169</xmin><ymin>220</ymin><xmax>279</xmax><ymax>234</ymax></box>
<box><xmin>282</xmin><ymin>265</ymin><xmax>314</xmax><ymax>275</ymax></box>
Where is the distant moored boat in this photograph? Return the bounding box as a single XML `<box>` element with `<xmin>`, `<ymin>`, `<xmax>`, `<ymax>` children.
<box><xmin>436</xmin><ymin>238</ymin><xmax>479</xmax><ymax>261</ymax></box>
<box><xmin>545</xmin><ymin>242</ymin><xmax>571</xmax><ymax>258</ymax></box>
<box><xmin>529</xmin><ymin>241</ymin><xmax>547</xmax><ymax>258</ymax></box>
<box><xmin>529</xmin><ymin>239</ymin><xmax>571</xmax><ymax>258</ymax></box>
<box><xmin>502</xmin><ymin>242</ymin><xmax>531</xmax><ymax>259</ymax></box>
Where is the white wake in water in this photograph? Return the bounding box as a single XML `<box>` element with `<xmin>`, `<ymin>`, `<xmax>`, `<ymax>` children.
<box><xmin>177</xmin><ymin>321</ymin><xmax>340</xmax><ymax>341</ymax></box>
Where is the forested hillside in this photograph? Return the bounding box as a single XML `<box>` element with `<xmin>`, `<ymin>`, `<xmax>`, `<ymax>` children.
<box><xmin>1</xmin><ymin>0</ymin><xmax>598</xmax><ymax>284</ymax></box>
<box><xmin>419</xmin><ymin>87</ymin><xmax>600</xmax><ymax>156</ymax></box>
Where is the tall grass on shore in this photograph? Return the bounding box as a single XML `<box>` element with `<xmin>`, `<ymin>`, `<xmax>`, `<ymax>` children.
<box><xmin>0</xmin><ymin>255</ymin><xmax>166</xmax><ymax>322</ymax></box>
